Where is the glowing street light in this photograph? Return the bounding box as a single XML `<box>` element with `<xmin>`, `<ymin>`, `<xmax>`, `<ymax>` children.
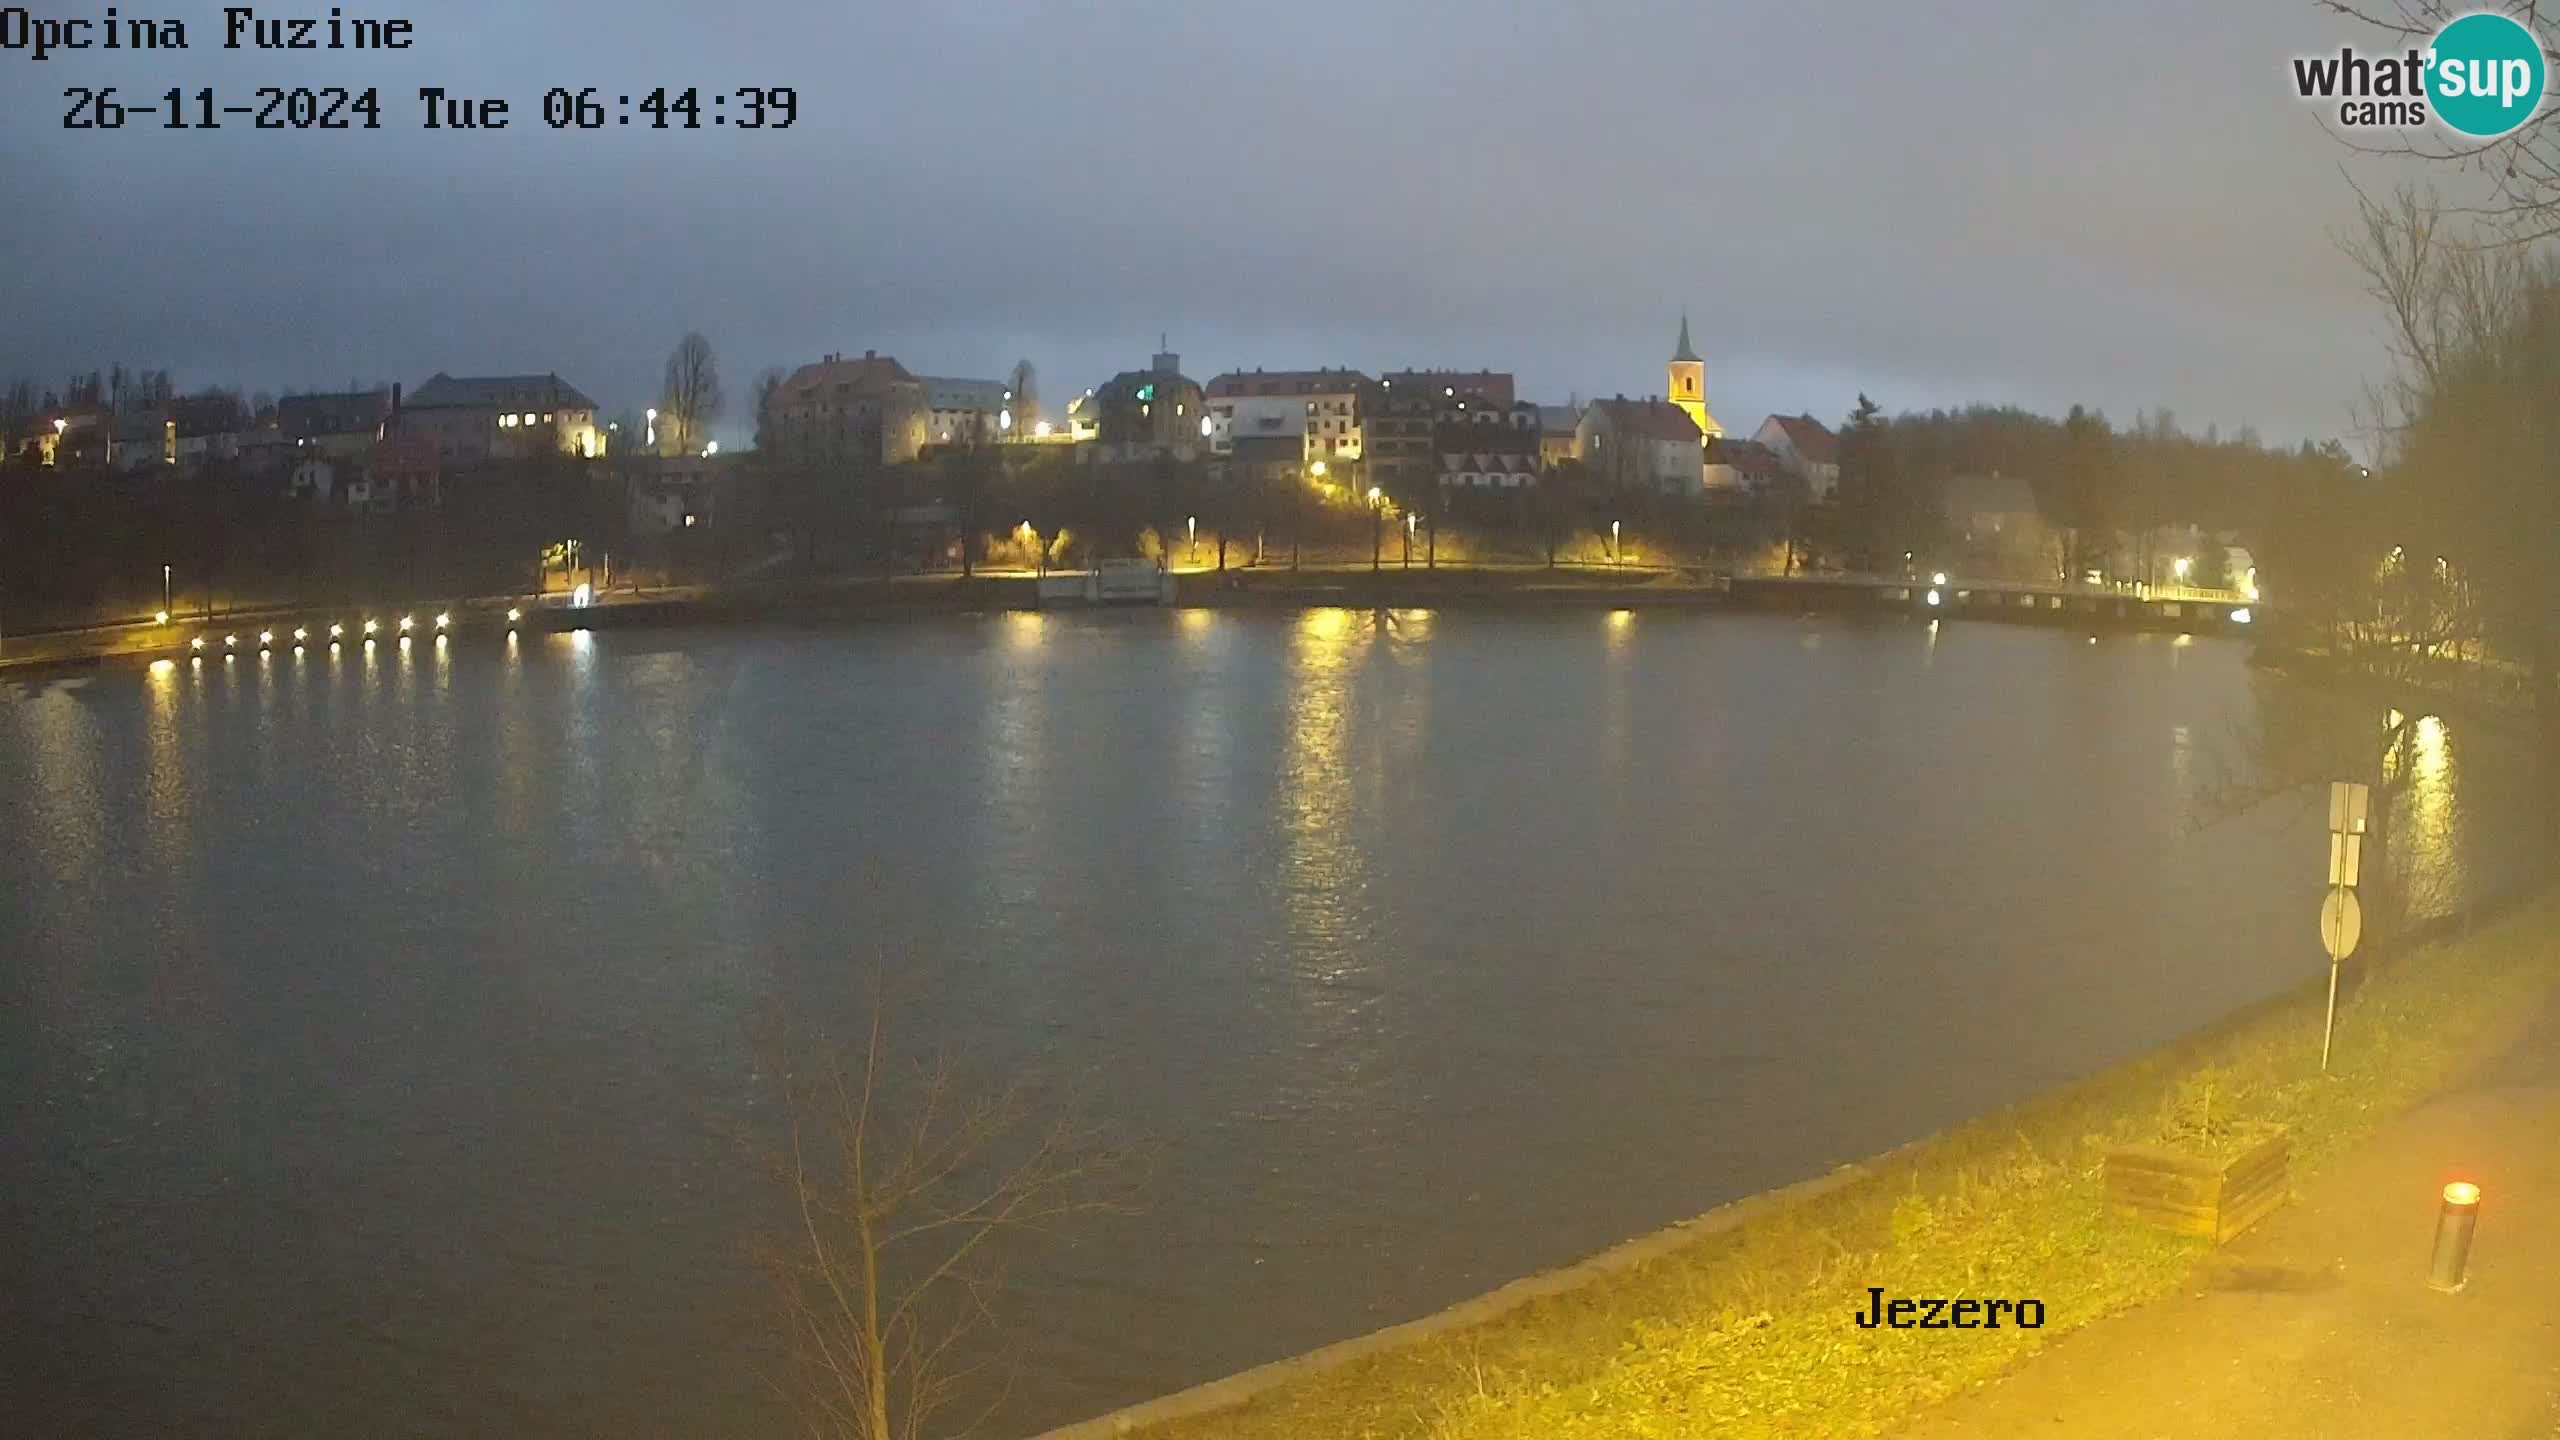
<box><xmin>2429</xmin><ymin>1181</ymin><xmax>2483</xmax><ymax>1291</ymax></box>
<box><xmin>1311</xmin><ymin>461</ymin><xmax>1329</xmax><ymax>479</ymax></box>
<box><xmin>362</xmin><ymin>619</ymin><xmax>378</xmax><ymax>635</ymax></box>
<box><xmin>2172</xmin><ymin>556</ymin><xmax>2193</xmax><ymax>582</ymax></box>
<box><xmin>1187</xmin><ymin>514</ymin><xmax>1198</xmax><ymax>564</ymax></box>
<box><xmin>1368</xmin><ymin>486</ymin><xmax>1385</xmax><ymax>571</ymax></box>
<box><xmin>154</xmin><ymin>610</ymin><xmax>170</xmax><ymax>625</ymax></box>
<box><xmin>645</xmin><ymin>407</ymin><xmax>658</xmax><ymax>450</ymax></box>
<box><xmin>329</xmin><ymin>623</ymin><xmax>344</xmax><ymax>638</ymax></box>
<box><xmin>506</xmin><ymin>608</ymin><xmax>522</xmax><ymax>625</ymax></box>
<box><xmin>397</xmin><ymin>616</ymin><xmax>414</xmax><ymax>632</ymax></box>
<box><xmin>1931</xmin><ymin>571</ymin><xmax>1948</xmax><ymax>587</ymax></box>
<box><xmin>292</xmin><ymin>627</ymin><xmax>308</xmax><ymax>641</ymax></box>
<box><xmin>190</xmin><ymin>636</ymin><xmax>205</xmax><ymax>651</ymax></box>
<box><xmin>1612</xmin><ymin>518</ymin><xmax>1623</xmax><ymax>563</ymax></box>
<box><xmin>257</xmin><ymin>630</ymin><xmax>274</xmax><ymax>647</ymax></box>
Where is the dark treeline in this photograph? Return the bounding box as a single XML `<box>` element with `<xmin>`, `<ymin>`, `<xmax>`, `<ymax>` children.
<box><xmin>1798</xmin><ymin>399</ymin><xmax>2358</xmax><ymax>580</ymax></box>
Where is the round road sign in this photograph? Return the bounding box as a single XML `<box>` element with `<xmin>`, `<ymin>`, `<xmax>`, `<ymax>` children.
<box><xmin>2320</xmin><ymin>886</ymin><xmax>2363</xmax><ymax>961</ymax></box>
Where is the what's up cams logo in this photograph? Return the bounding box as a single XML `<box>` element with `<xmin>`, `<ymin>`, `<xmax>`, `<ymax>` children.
<box><xmin>2294</xmin><ymin>10</ymin><xmax>2549</xmax><ymax>137</ymax></box>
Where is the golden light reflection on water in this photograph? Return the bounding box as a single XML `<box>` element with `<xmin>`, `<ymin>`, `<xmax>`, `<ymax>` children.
<box><xmin>1278</xmin><ymin>609</ymin><xmax>1385</xmax><ymax>1107</ymax></box>
<box><xmin>144</xmin><ymin>657</ymin><xmax>190</xmax><ymax>871</ymax></box>
<box><xmin>2408</xmin><ymin>713</ymin><xmax>2453</xmax><ymax>854</ymax></box>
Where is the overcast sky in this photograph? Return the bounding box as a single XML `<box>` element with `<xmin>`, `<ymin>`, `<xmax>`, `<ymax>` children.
<box><xmin>0</xmin><ymin>0</ymin><xmax>2476</xmax><ymax>452</ymax></box>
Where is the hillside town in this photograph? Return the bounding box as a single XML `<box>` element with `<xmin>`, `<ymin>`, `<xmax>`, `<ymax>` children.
<box><xmin>1</xmin><ymin>315</ymin><xmax>2306</xmax><ymax>627</ymax></box>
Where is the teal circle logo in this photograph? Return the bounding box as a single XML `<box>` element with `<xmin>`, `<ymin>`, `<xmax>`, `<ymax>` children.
<box><xmin>2431</xmin><ymin>12</ymin><xmax>2547</xmax><ymax>137</ymax></box>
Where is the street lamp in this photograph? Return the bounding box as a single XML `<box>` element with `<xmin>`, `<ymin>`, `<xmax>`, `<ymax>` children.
<box><xmin>1405</xmin><ymin>510</ymin><xmax>1416</xmax><ymax>568</ymax></box>
<box><xmin>1368</xmin><ymin>486</ymin><xmax>1385</xmax><ymax>571</ymax></box>
<box><xmin>1187</xmin><ymin>514</ymin><xmax>1198</xmax><ymax>564</ymax></box>
<box><xmin>2172</xmin><ymin>556</ymin><xmax>2193</xmax><ymax>584</ymax></box>
<box><xmin>1612</xmin><ymin>518</ymin><xmax>1622</xmax><ymax>564</ymax></box>
<box><xmin>645</xmin><ymin>407</ymin><xmax>658</xmax><ymax>451</ymax></box>
<box><xmin>162</xmin><ymin>563</ymin><xmax>172</xmax><ymax>619</ymax></box>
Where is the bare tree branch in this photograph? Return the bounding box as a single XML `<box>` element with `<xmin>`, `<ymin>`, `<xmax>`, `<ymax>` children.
<box><xmin>745</xmin><ymin>976</ymin><xmax>1151</xmax><ymax>1440</ymax></box>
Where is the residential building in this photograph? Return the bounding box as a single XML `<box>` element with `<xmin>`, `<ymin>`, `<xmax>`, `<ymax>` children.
<box><xmin>170</xmin><ymin>392</ymin><xmax>248</xmax><ymax>466</ymax></box>
<box><xmin>1361</xmin><ymin>372</ymin><xmax>1511</xmax><ymax>497</ymax></box>
<box><xmin>1703</xmin><ymin>436</ymin><xmax>1786</xmax><ymax>495</ymax></box>
<box><xmin>6</xmin><ymin>417</ymin><xmax>62</xmax><ymax>468</ymax></box>
<box><xmin>404</xmin><ymin>374</ymin><xmax>601</xmax><ymax>464</ymax></box>
<box><xmin>622</xmin><ymin>453</ymin><xmax>728</xmax><ymax>534</ymax></box>
<box><xmin>286</xmin><ymin>455</ymin><xmax>340</xmax><ymax>503</ymax></box>
<box><xmin>919</xmin><ymin>376</ymin><xmax>1012</xmax><ymax>446</ymax></box>
<box><xmin>1578</xmin><ymin>397</ymin><xmax>1705</xmax><ymax>496</ymax></box>
<box><xmin>1203</xmin><ymin>367</ymin><xmax>1368</xmax><ymax>465</ymax></box>
<box><xmin>363</xmin><ymin>432</ymin><xmax>442</xmax><ymax>512</ymax></box>
<box><xmin>276</xmin><ymin>389</ymin><xmax>390</xmax><ymax>460</ymax></box>
<box><xmin>1754</xmin><ymin>414</ymin><xmax>1841</xmax><ymax>498</ymax></box>
<box><xmin>1943</xmin><ymin>472</ymin><xmax>2055</xmax><ymax>580</ymax></box>
<box><xmin>1380</xmin><ymin>370</ymin><xmax>1515</xmax><ymax>407</ymax></box>
<box><xmin>1537</xmin><ymin>404</ymin><xmax>1582</xmax><ymax>469</ymax></box>
<box><xmin>1087</xmin><ymin>343</ymin><xmax>1206</xmax><ymax>462</ymax></box>
<box><xmin>106</xmin><ymin>415</ymin><xmax>176</xmax><ymax>473</ymax></box>
<box><xmin>1218</xmin><ymin>432</ymin><xmax>1311</xmax><ymax>495</ymax></box>
<box><xmin>1062</xmin><ymin>388</ymin><xmax>1101</xmax><ymax>443</ymax></box>
<box><xmin>1436</xmin><ymin>401</ymin><xmax>1544</xmax><ymax>489</ymax></box>
<box><xmin>769</xmin><ymin>351</ymin><xmax>930</xmax><ymax>469</ymax></box>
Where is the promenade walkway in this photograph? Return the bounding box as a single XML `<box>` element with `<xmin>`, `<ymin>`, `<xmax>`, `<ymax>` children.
<box><xmin>1891</xmin><ymin>994</ymin><xmax>2560</xmax><ymax>1440</ymax></box>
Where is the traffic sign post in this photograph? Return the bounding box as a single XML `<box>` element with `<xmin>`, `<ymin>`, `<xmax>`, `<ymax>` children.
<box><xmin>2319</xmin><ymin>886</ymin><xmax>2361</xmax><ymax>1072</ymax></box>
<box><xmin>2319</xmin><ymin>781</ymin><xmax>2371</xmax><ymax>1073</ymax></box>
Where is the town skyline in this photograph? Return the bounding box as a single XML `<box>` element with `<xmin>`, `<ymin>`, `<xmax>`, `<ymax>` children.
<box><xmin>1</xmin><ymin>0</ymin><xmax>2470</xmax><ymax>457</ymax></box>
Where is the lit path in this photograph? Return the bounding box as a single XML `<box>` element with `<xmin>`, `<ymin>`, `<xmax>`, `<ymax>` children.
<box><xmin>1890</xmin><ymin>997</ymin><xmax>2560</xmax><ymax>1440</ymax></box>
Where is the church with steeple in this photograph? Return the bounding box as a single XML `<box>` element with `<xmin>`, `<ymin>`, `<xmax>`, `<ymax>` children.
<box><xmin>1667</xmin><ymin>314</ymin><xmax>1720</xmax><ymax>441</ymax></box>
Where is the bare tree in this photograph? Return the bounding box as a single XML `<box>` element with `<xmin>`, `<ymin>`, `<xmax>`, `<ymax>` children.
<box><xmin>750</xmin><ymin>982</ymin><xmax>1147</xmax><ymax>1440</ymax></box>
<box><xmin>661</xmin><ymin>333</ymin><xmax>725</xmax><ymax>457</ymax></box>
<box><xmin>2320</xmin><ymin>2</ymin><xmax>2560</xmax><ymax>243</ymax></box>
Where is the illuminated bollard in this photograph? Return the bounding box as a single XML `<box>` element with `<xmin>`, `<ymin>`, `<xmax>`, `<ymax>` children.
<box><xmin>2427</xmin><ymin>1182</ymin><xmax>2481</xmax><ymax>1292</ymax></box>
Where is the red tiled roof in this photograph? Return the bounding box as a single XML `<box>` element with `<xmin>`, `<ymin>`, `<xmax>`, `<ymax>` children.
<box><xmin>1590</xmin><ymin>398</ymin><xmax>1703</xmax><ymax>444</ymax></box>
<box><xmin>781</xmin><ymin>353</ymin><xmax>916</xmax><ymax>403</ymax></box>
<box><xmin>1768</xmin><ymin>413</ymin><xmax>1839</xmax><ymax>464</ymax></box>
<box><xmin>1205</xmin><ymin>368</ymin><xmax>1370</xmax><ymax>398</ymax></box>
<box><xmin>1382</xmin><ymin>370</ymin><xmax>1515</xmax><ymax>407</ymax></box>
<box><xmin>1706</xmin><ymin>437</ymin><xmax>1787</xmax><ymax>481</ymax></box>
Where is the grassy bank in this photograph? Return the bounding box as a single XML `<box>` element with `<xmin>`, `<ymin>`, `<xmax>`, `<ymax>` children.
<box><xmin>1114</xmin><ymin>894</ymin><xmax>2560</xmax><ymax>1440</ymax></box>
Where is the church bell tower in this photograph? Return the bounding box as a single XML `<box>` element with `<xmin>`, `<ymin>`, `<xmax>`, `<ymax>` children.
<box><xmin>1668</xmin><ymin>313</ymin><xmax>1718</xmax><ymax>439</ymax></box>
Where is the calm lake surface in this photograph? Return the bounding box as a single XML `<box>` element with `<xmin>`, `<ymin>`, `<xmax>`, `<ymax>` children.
<box><xmin>0</xmin><ymin>610</ymin><xmax>2529</xmax><ymax>1437</ymax></box>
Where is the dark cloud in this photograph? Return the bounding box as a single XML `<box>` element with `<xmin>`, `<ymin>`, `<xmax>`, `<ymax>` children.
<box><xmin>0</xmin><ymin>0</ymin><xmax>2454</xmax><ymax>447</ymax></box>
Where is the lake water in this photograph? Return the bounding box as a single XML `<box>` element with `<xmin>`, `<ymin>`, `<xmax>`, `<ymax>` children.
<box><xmin>0</xmin><ymin>610</ymin><xmax>2528</xmax><ymax>1436</ymax></box>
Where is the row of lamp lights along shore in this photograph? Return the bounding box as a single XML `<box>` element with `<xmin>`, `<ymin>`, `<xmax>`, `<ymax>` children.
<box><xmin>170</xmin><ymin>606</ymin><xmax>531</xmax><ymax>656</ymax></box>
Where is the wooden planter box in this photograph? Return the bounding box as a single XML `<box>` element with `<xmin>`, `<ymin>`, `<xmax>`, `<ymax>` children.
<box><xmin>2104</xmin><ymin>1127</ymin><xmax>2290</xmax><ymax>1243</ymax></box>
